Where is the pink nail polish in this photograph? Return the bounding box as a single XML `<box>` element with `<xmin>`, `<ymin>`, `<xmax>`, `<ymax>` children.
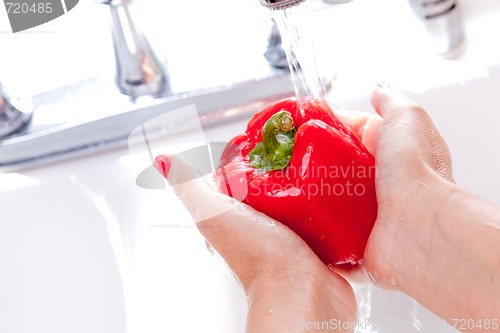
<box><xmin>154</xmin><ymin>155</ymin><xmax>171</xmax><ymax>179</ymax></box>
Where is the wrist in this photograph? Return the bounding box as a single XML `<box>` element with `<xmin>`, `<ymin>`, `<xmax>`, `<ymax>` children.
<box><xmin>397</xmin><ymin>167</ymin><xmax>459</xmax><ymax>285</ymax></box>
<box><xmin>389</xmin><ymin>170</ymin><xmax>500</xmax><ymax>320</ymax></box>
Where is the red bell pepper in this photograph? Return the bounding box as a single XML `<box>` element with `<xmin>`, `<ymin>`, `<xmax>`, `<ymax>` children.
<box><xmin>214</xmin><ymin>97</ymin><xmax>377</xmax><ymax>266</ymax></box>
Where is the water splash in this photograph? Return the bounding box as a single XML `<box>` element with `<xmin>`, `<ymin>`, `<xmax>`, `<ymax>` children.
<box><xmin>411</xmin><ymin>301</ymin><xmax>423</xmax><ymax>332</ymax></box>
<box><xmin>352</xmin><ymin>282</ymin><xmax>373</xmax><ymax>333</ymax></box>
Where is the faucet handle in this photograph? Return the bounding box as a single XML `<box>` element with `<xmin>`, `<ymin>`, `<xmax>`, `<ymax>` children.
<box><xmin>100</xmin><ymin>0</ymin><xmax>168</xmax><ymax>98</ymax></box>
<box><xmin>0</xmin><ymin>84</ymin><xmax>33</xmax><ymax>138</ymax></box>
<box><xmin>408</xmin><ymin>0</ymin><xmax>465</xmax><ymax>55</ymax></box>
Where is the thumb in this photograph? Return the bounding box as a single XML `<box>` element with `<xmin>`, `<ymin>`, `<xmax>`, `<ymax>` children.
<box><xmin>370</xmin><ymin>85</ymin><xmax>454</xmax><ymax>182</ymax></box>
<box><xmin>371</xmin><ymin>84</ymin><xmax>421</xmax><ymax>118</ymax></box>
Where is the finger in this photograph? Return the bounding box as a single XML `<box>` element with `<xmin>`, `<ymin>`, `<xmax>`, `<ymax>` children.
<box><xmin>371</xmin><ymin>84</ymin><xmax>420</xmax><ymax>118</ymax></box>
<box><xmin>154</xmin><ymin>154</ymin><xmax>314</xmax><ymax>288</ymax></box>
<box><xmin>370</xmin><ymin>85</ymin><xmax>427</xmax><ymax>156</ymax></box>
<box><xmin>337</xmin><ymin>111</ymin><xmax>382</xmax><ymax>155</ymax></box>
<box><xmin>154</xmin><ymin>154</ymin><xmax>230</xmax><ymax>222</ymax></box>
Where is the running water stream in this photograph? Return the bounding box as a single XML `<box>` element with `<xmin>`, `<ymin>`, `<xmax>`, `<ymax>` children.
<box><xmin>270</xmin><ymin>3</ymin><xmax>372</xmax><ymax>333</ymax></box>
<box><xmin>271</xmin><ymin>2</ymin><xmax>327</xmax><ymax>105</ymax></box>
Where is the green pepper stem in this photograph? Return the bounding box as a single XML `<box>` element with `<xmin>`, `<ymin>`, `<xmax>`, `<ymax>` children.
<box><xmin>249</xmin><ymin>110</ymin><xmax>296</xmax><ymax>172</ymax></box>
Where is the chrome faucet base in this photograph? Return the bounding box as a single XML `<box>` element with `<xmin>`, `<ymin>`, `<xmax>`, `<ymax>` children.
<box><xmin>0</xmin><ymin>70</ymin><xmax>294</xmax><ymax>171</ymax></box>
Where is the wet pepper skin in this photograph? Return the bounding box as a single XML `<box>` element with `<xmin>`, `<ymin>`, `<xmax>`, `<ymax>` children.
<box><xmin>214</xmin><ymin>97</ymin><xmax>377</xmax><ymax>266</ymax></box>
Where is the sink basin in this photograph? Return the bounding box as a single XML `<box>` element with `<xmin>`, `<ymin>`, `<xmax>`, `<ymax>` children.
<box><xmin>0</xmin><ymin>175</ymin><xmax>126</xmax><ymax>333</ymax></box>
<box><xmin>1</xmin><ymin>0</ymin><xmax>500</xmax><ymax>332</ymax></box>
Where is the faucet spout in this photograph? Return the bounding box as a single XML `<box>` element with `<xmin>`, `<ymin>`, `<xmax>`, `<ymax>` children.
<box><xmin>260</xmin><ymin>0</ymin><xmax>306</xmax><ymax>10</ymax></box>
<box><xmin>101</xmin><ymin>0</ymin><xmax>168</xmax><ymax>98</ymax></box>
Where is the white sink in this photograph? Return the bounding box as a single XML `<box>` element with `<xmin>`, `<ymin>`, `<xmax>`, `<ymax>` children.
<box><xmin>1</xmin><ymin>0</ymin><xmax>500</xmax><ymax>332</ymax></box>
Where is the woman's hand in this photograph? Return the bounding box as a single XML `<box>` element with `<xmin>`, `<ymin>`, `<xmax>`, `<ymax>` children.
<box><xmin>154</xmin><ymin>155</ymin><xmax>357</xmax><ymax>332</ymax></box>
<box><xmin>359</xmin><ymin>85</ymin><xmax>455</xmax><ymax>289</ymax></box>
<box><xmin>352</xmin><ymin>85</ymin><xmax>499</xmax><ymax>328</ymax></box>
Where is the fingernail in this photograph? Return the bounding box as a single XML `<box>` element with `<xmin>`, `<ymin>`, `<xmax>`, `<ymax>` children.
<box><xmin>377</xmin><ymin>82</ymin><xmax>391</xmax><ymax>88</ymax></box>
<box><xmin>154</xmin><ymin>155</ymin><xmax>171</xmax><ymax>179</ymax></box>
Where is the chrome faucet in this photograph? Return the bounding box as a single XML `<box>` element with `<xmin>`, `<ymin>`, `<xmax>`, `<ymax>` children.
<box><xmin>261</xmin><ymin>0</ymin><xmax>353</xmax><ymax>10</ymax></box>
<box><xmin>260</xmin><ymin>0</ymin><xmax>306</xmax><ymax>10</ymax></box>
<box><xmin>99</xmin><ymin>0</ymin><xmax>168</xmax><ymax>98</ymax></box>
<box><xmin>408</xmin><ymin>0</ymin><xmax>465</xmax><ymax>55</ymax></box>
<box><xmin>263</xmin><ymin>0</ymin><xmax>354</xmax><ymax>70</ymax></box>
